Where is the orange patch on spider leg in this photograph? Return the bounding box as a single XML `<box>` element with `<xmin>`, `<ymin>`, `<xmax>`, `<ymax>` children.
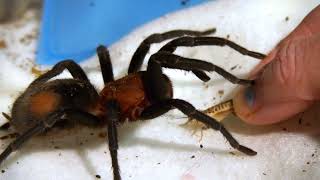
<box><xmin>29</xmin><ymin>91</ymin><xmax>60</xmax><ymax>117</ymax></box>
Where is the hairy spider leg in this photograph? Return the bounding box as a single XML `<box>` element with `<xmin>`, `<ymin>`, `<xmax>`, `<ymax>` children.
<box><xmin>128</xmin><ymin>28</ymin><xmax>216</xmax><ymax>82</ymax></box>
<box><xmin>0</xmin><ymin>110</ymin><xmax>63</xmax><ymax>165</ymax></box>
<box><xmin>30</xmin><ymin>60</ymin><xmax>91</xmax><ymax>86</ymax></box>
<box><xmin>96</xmin><ymin>46</ymin><xmax>122</xmax><ymax>180</ymax></box>
<box><xmin>157</xmin><ymin>36</ymin><xmax>266</xmax><ymax>82</ymax></box>
<box><xmin>142</xmin><ymin>99</ymin><xmax>256</xmax><ymax>155</ymax></box>
<box><xmin>141</xmin><ymin>52</ymin><xmax>256</xmax><ymax>155</ymax></box>
<box><xmin>105</xmin><ymin>100</ymin><xmax>121</xmax><ymax>180</ymax></box>
<box><xmin>159</xmin><ymin>36</ymin><xmax>266</xmax><ymax>59</ymax></box>
<box><xmin>0</xmin><ymin>110</ymin><xmax>101</xmax><ymax>166</ymax></box>
<box><xmin>0</xmin><ymin>113</ymin><xmax>12</xmax><ymax>130</ymax></box>
<box><xmin>144</xmin><ymin>51</ymin><xmax>248</xmax><ymax>97</ymax></box>
<box><xmin>97</xmin><ymin>45</ymin><xmax>115</xmax><ymax>84</ymax></box>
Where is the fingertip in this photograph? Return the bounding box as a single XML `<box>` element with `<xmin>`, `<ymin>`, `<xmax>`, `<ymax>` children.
<box><xmin>234</xmin><ymin>89</ymin><xmax>313</xmax><ymax>125</ymax></box>
<box><xmin>233</xmin><ymin>87</ymin><xmax>258</xmax><ymax>124</ymax></box>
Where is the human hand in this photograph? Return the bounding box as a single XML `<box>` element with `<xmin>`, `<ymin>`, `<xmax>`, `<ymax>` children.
<box><xmin>233</xmin><ymin>5</ymin><xmax>320</xmax><ymax>125</ymax></box>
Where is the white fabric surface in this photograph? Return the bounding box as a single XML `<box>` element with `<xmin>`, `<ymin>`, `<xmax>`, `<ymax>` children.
<box><xmin>0</xmin><ymin>0</ymin><xmax>319</xmax><ymax>179</ymax></box>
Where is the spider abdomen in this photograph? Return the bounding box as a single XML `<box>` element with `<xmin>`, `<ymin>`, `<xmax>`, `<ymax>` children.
<box><xmin>29</xmin><ymin>91</ymin><xmax>61</xmax><ymax>118</ymax></box>
<box><xmin>11</xmin><ymin>79</ymin><xmax>99</xmax><ymax>133</ymax></box>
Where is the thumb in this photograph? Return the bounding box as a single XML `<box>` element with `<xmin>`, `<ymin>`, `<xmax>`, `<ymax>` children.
<box><xmin>233</xmin><ymin>43</ymin><xmax>315</xmax><ymax>125</ymax></box>
<box><xmin>233</xmin><ymin>83</ymin><xmax>313</xmax><ymax>125</ymax></box>
<box><xmin>233</xmin><ymin>5</ymin><xmax>320</xmax><ymax>125</ymax></box>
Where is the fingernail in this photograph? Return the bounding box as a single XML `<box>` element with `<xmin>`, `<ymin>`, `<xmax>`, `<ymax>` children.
<box><xmin>244</xmin><ymin>87</ymin><xmax>255</xmax><ymax>107</ymax></box>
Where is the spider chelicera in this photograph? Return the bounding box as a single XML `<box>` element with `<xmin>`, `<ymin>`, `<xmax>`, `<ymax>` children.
<box><xmin>0</xmin><ymin>28</ymin><xmax>265</xmax><ymax>180</ymax></box>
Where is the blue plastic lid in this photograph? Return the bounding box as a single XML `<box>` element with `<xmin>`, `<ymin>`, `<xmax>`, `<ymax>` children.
<box><xmin>37</xmin><ymin>0</ymin><xmax>207</xmax><ymax>64</ymax></box>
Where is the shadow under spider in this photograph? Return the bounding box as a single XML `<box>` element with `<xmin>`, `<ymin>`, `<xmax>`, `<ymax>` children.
<box><xmin>0</xmin><ymin>118</ymin><xmax>239</xmax><ymax>172</ymax></box>
<box><xmin>2</xmin><ymin>102</ymin><xmax>319</xmax><ymax>173</ymax></box>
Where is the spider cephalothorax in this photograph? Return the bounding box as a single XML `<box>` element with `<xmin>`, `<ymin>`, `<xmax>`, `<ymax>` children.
<box><xmin>0</xmin><ymin>28</ymin><xmax>265</xmax><ymax>180</ymax></box>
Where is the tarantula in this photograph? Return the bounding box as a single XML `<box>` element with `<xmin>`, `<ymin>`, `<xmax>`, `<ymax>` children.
<box><xmin>0</xmin><ymin>28</ymin><xmax>265</xmax><ymax>180</ymax></box>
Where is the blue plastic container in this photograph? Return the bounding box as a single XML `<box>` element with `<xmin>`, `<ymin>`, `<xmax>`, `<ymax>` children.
<box><xmin>37</xmin><ymin>0</ymin><xmax>207</xmax><ymax>64</ymax></box>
